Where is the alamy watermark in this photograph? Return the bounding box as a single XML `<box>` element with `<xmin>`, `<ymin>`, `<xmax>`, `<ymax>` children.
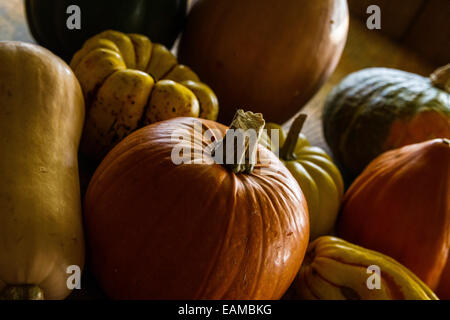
<box><xmin>367</xmin><ymin>5</ymin><xmax>381</xmax><ymax>30</ymax></box>
<box><xmin>169</xmin><ymin>119</ymin><xmax>281</xmax><ymax>173</ymax></box>
<box><xmin>66</xmin><ymin>265</ymin><xmax>81</xmax><ymax>290</ymax></box>
<box><xmin>367</xmin><ymin>265</ymin><xmax>381</xmax><ymax>290</ymax></box>
<box><xmin>64</xmin><ymin>4</ymin><xmax>382</xmax><ymax>32</ymax></box>
<box><xmin>66</xmin><ymin>5</ymin><xmax>81</xmax><ymax>30</ymax></box>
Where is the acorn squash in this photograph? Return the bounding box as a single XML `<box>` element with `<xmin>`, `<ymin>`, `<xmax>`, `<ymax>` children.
<box><xmin>0</xmin><ymin>42</ymin><xmax>85</xmax><ymax>300</ymax></box>
<box><xmin>323</xmin><ymin>65</ymin><xmax>450</xmax><ymax>181</ymax></box>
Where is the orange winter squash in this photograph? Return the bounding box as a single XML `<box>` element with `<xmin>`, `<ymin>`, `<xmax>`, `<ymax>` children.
<box><xmin>178</xmin><ymin>0</ymin><xmax>349</xmax><ymax>124</ymax></box>
<box><xmin>84</xmin><ymin>110</ymin><xmax>309</xmax><ymax>299</ymax></box>
<box><xmin>437</xmin><ymin>259</ymin><xmax>450</xmax><ymax>299</ymax></box>
<box><xmin>338</xmin><ymin>139</ymin><xmax>450</xmax><ymax>290</ymax></box>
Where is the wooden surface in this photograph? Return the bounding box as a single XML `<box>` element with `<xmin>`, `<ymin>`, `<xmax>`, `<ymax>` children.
<box><xmin>348</xmin><ymin>0</ymin><xmax>425</xmax><ymax>39</ymax></box>
<box><xmin>348</xmin><ymin>0</ymin><xmax>450</xmax><ymax>66</ymax></box>
<box><xmin>0</xmin><ymin>0</ymin><xmax>438</xmax><ymax>299</ymax></box>
<box><xmin>404</xmin><ymin>0</ymin><xmax>450</xmax><ymax>66</ymax></box>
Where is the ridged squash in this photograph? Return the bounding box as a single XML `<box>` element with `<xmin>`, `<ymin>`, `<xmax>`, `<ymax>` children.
<box><xmin>0</xmin><ymin>42</ymin><xmax>85</xmax><ymax>300</ymax></box>
<box><xmin>323</xmin><ymin>65</ymin><xmax>450</xmax><ymax>181</ymax></box>
<box><xmin>71</xmin><ymin>30</ymin><xmax>218</xmax><ymax>162</ymax></box>
<box><xmin>295</xmin><ymin>236</ymin><xmax>438</xmax><ymax>300</ymax></box>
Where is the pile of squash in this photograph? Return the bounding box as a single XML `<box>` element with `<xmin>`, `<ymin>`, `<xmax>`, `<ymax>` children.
<box><xmin>0</xmin><ymin>0</ymin><xmax>449</xmax><ymax>301</ymax></box>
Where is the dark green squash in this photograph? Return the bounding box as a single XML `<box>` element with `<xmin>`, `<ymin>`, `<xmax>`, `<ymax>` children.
<box><xmin>25</xmin><ymin>0</ymin><xmax>187</xmax><ymax>61</ymax></box>
<box><xmin>323</xmin><ymin>65</ymin><xmax>450</xmax><ymax>181</ymax></box>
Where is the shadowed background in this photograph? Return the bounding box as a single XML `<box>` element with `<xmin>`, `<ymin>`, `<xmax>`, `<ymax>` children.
<box><xmin>1</xmin><ymin>0</ymin><xmax>447</xmax><ymax>153</ymax></box>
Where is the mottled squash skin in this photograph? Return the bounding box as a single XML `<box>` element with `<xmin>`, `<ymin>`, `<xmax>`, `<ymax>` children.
<box><xmin>323</xmin><ymin>68</ymin><xmax>450</xmax><ymax>181</ymax></box>
<box><xmin>71</xmin><ymin>30</ymin><xmax>219</xmax><ymax>162</ymax></box>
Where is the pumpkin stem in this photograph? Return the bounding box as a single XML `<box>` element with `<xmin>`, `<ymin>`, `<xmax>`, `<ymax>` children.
<box><xmin>213</xmin><ymin>109</ymin><xmax>265</xmax><ymax>174</ymax></box>
<box><xmin>280</xmin><ymin>114</ymin><xmax>307</xmax><ymax>161</ymax></box>
<box><xmin>430</xmin><ymin>64</ymin><xmax>450</xmax><ymax>93</ymax></box>
<box><xmin>0</xmin><ymin>285</ymin><xmax>44</xmax><ymax>300</ymax></box>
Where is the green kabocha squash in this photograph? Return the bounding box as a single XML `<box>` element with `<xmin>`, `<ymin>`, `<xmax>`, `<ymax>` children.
<box><xmin>262</xmin><ymin>115</ymin><xmax>344</xmax><ymax>240</ymax></box>
<box><xmin>25</xmin><ymin>0</ymin><xmax>187</xmax><ymax>61</ymax></box>
<box><xmin>323</xmin><ymin>64</ymin><xmax>450</xmax><ymax>181</ymax></box>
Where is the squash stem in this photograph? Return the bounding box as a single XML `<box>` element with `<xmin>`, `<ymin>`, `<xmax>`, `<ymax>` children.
<box><xmin>0</xmin><ymin>285</ymin><xmax>44</xmax><ymax>300</ymax></box>
<box><xmin>280</xmin><ymin>114</ymin><xmax>307</xmax><ymax>161</ymax></box>
<box><xmin>430</xmin><ymin>64</ymin><xmax>450</xmax><ymax>93</ymax></box>
<box><xmin>213</xmin><ymin>109</ymin><xmax>265</xmax><ymax>174</ymax></box>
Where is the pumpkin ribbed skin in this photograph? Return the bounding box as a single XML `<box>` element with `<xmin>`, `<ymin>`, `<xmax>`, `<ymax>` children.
<box><xmin>338</xmin><ymin>139</ymin><xmax>450</xmax><ymax>290</ymax></box>
<box><xmin>323</xmin><ymin>68</ymin><xmax>450</xmax><ymax>181</ymax></box>
<box><xmin>0</xmin><ymin>42</ymin><xmax>85</xmax><ymax>299</ymax></box>
<box><xmin>84</xmin><ymin>117</ymin><xmax>309</xmax><ymax>299</ymax></box>
<box><xmin>178</xmin><ymin>0</ymin><xmax>349</xmax><ymax>124</ymax></box>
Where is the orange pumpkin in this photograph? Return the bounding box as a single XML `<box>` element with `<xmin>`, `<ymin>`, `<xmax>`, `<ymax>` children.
<box><xmin>178</xmin><ymin>0</ymin><xmax>349</xmax><ymax>124</ymax></box>
<box><xmin>338</xmin><ymin>139</ymin><xmax>450</xmax><ymax>290</ymax></box>
<box><xmin>84</xmin><ymin>110</ymin><xmax>309</xmax><ymax>299</ymax></box>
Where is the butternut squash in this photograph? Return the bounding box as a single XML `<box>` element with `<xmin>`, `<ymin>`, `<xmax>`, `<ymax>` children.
<box><xmin>0</xmin><ymin>42</ymin><xmax>85</xmax><ymax>300</ymax></box>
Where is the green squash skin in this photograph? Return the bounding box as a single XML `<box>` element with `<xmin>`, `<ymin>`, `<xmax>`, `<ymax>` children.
<box><xmin>25</xmin><ymin>0</ymin><xmax>187</xmax><ymax>61</ymax></box>
<box><xmin>323</xmin><ymin>68</ymin><xmax>450</xmax><ymax>182</ymax></box>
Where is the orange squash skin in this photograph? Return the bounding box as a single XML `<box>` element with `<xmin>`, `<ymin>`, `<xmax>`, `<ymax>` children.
<box><xmin>178</xmin><ymin>0</ymin><xmax>349</xmax><ymax>124</ymax></box>
<box><xmin>437</xmin><ymin>259</ymin><xmax>450</xmax><ymax>299</ymax></box>
<box><xmin>84</xmin><ymin>117</ymin><xmax>309</xmax><ymax>299</ymax></box>
<box><xmin>338</xmin><ymin>139</ymin><xmax>450</xmax><ymax>290</ymax></box>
